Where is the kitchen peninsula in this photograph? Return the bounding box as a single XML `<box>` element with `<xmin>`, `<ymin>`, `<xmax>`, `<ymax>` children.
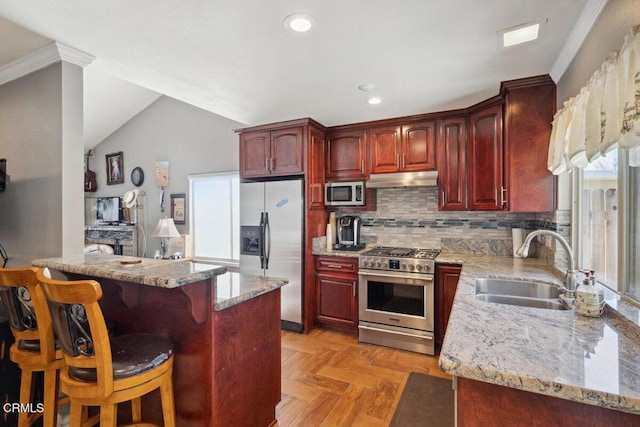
<box><xmin>438</xmin><ymin>253</ymin><xmax>640</xmax><ymax>425</ymax></box>
<box><xmin>32</xmin><ymin>254</ymin><xmax>287</xmax><ymax>427</ymax></box>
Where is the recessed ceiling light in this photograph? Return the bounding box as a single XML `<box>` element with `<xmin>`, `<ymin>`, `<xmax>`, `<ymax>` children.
<box><xmin>498</xmin><ymin>19</ymin><xmax>546</xmax><ymax>48</ymax></box>
<box><xmin>283</xmin><ymin>14</ymin><xmax>316</xmax><ymax>33</ymax></box>
<box><xmin>366</xmin><ymin>97</ymin><xmax>382</xmax><ymax>105</ymax></box>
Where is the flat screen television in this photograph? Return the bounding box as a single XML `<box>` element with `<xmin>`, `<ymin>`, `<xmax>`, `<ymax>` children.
<box><xmin>0</xmin><ymin>158</ymin><xmax>6</xmax><ymax>192</ymax></box>
<box><xmin>96</xmin><ymin>197</ymin><xmax>121</xmax><ymax>224</ymax></box>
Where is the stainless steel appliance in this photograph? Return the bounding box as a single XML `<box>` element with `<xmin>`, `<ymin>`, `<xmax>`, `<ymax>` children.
<box><xmin>240</xmin><ymin>179</ymin><xmax>304</xmax><ymax>332</ymax></box>
<box><xmin>358</xmin><ymin>247</ymin><xmax>440</xmax><ymax>355</ymax></box>
<box><xmin>324</xmin><ymin>181</ymin><xmax>365</xmax><ymax>207</ymax></box>
<box><xmin>336</xmin><ymin>215</ymin><xmax>363</xmax><ymax>249</ymax></box>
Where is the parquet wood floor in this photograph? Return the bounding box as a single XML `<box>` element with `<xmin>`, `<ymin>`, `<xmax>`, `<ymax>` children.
<box><xmin>276</xmin><ymin>328</ymin><xmax>451</xmax><ymax>427</ymax></box>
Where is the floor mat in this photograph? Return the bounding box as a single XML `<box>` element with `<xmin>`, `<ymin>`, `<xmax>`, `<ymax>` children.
<box><xmin>390</xmin><ymin>372</ymin><xmax>454</xmax><ymax>427</ymax></box>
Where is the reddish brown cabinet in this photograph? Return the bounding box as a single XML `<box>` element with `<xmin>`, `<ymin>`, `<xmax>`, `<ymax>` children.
<box><xmin>325</xmin><ymin>128</ymin><xmax>368</xmax><ymax>180</ymax></box>
<box><xmin>370</xmin><ymin>121</ymin><xmax>437</xmax><ymax>174</ymax></box>
<box><xmin>240</xmin><ymin>126</ymin><xmax>304</xmax><ymax>178</ymax></box>
<box><xmin>436</xmin><ymin>264</ymin><xmax>461</xmax><ymax>344</ymax></box>
<box><xmin>315</xmin><ymin>256</ymin><xmax>359</xmax><ymax>334</ymax></box>
<box><xmin>438</xmin><ymin>117</ymin><xmax>468</xmax><ymax>210</ymax></box>
<box><xmin>469</xmin><ymin>103</ymin><xmax>504</xmax><ymax>211</ymax></box>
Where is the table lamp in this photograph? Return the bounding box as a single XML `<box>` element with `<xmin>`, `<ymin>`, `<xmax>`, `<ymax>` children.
<box><xmin>151</xmin><ymin>217</ymin><xmax>181</xmax><ymax>258</ymax></box>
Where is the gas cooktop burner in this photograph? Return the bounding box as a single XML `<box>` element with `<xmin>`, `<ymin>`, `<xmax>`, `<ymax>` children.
<box><xmin>359</xmin><ymin>247</ymin><xmax>440</xmax><ymax>274</ymax></box>
<box><xmin>361</xmin><ymin>246</ymin><xmax>440</xmax><ymax>260</ymax></box>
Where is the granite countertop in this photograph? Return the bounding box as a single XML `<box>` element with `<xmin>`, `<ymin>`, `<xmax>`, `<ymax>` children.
<box><xmin>438</xmin><ymin>253</ymin><xmax>640</xmax><ymax>416</ymax></box>
<box><xmin>32</xmin><ymin>254</ymin><xmax>227</xmax><ymax>288</ymax></box>
<box><xmin>215</xmin><ymin>271</ymin><xmax>288</xmax><ymax>311</ymax></box>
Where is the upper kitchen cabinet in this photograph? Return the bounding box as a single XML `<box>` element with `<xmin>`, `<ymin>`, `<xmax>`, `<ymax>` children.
<box><xmin>369</xmin><ymin>121</ymin><xmax>437</xmax><ymax>174</ymax></box>
<box><xmin>325</xmin><ymin>128</ymin><xmax>368</xmax><ymax>180</ymax></box>
<box><xmin>469</xmin><ymin>102</ymin><xmax>504</xmax><ymax>211</ymax></box>
<box><xmin>501</xmin><ymin>76</ymin><xmax>556</xmax><ymax>212</ymax></box>
<box><xmin>240</xmin><ymin>126</ymin><xmax>304</xmax><ymax>178</ymax></box>
<box><xmin>438</xmin><ymin>117</ymin><xmax>468</xmax><ymax>210</ymax></box>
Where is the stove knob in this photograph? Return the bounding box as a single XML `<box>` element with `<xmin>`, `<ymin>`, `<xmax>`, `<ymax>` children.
<box><xmin>367</xmin><ymin>260</ymin><xmax>374</xmax><ymax>267</ymax></box>
<box><xmin>424</xmin><ymin>264</ymin><xmax>431</xmax><ymax>272</ymax></box>
<box><xmin>382</xmin><ymin>261</ymin><xmax>388</xmax><ymax>268</ymax></box>
<box><xmin>402</xmin><ymin>263</ymin><xmax>407</xmax><ymax>270</ymax></box>
<box><xmin>376</xmin><ymin>261</ymin><xmax>382</xmax><ymax>268</ymax></box>
<box><xmin>416</xmin><ymin>264</ymin><xmax>422</xmax><ymax>272</ymax></box>
<box><xmin>408</xmin><ymin>264</ymin><xmax>415</xmax><ymax>271</ymax></box>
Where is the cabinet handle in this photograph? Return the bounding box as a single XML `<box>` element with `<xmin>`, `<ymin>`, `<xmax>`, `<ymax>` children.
<box><xmin>270</xmin><ymin>157</ymin><xmax>275</xmax><ymax>172</ymax></box>
<box><xmin>442</xmin><ymin>191</ymin><xmax>445</xmax><ymax>207</ymax></box>
<box><xmin>361</xmin><ymin>160</ymin><xmax>365</xmax><ymax>175</ymax></box>
<box><xmin>265</xmin><ymin>158</ymin><xmax>270</xmax><ymax>172</ymax></box>
<box><xmin>326</xmin><ymin>263</ymin><xmax>343</xmax><ymax>269</ymax></box>
<box><xmin>402</xmin><ymin>153</ymin><xmax>406</xmax><ymax>169</ymax></box>
<box><xmin>397</xmin><ymin>153</ymin><xmax>400</xmax><ymax>168</ymax></box>
<box><xmin>353</xmin><ymin>281</ymin><xmax>357</xmax><ymax>297</ymax></box>
<box><xmin>501</xmin><ymin>187</ymin><xmax>507</xmax><ymax>208</ymax></box>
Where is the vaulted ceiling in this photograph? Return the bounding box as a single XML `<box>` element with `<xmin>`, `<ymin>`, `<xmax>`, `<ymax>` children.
<box><xmin>0</xmin><ymin>1</ymin><xmax>602</xmax><ymax>149</ymax></box>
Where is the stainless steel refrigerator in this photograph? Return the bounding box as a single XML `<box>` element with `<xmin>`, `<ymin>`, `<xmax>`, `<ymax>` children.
<box><xmin>240</xmin><ymin>179</ymin><xmax>304</xmax><ymax>331</ymax></box>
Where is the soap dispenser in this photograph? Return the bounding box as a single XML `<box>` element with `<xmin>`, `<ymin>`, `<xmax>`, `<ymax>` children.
<box><xmin>575</xmin><ymin>270</ymin><xmax>605</xmax><ymax>317</ymax></box>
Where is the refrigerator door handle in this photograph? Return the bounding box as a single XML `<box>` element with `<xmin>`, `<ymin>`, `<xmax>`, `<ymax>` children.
<box><xmin>259</xmin><ymin>212</ymin><xmax>266</xmax><ymax>269</ymax></box>
<box><xmin>264</xmin><ymin>212</ymin><xmax>271</xmax><ymax>269</ymax></box>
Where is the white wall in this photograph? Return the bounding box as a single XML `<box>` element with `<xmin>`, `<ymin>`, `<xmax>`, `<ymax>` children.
<box><xmin>0</xmin><ymin>62</ymin><xmax>85</xmax><ymax>266</ymax></box>
<box><xmin>88</xmin><ymin>95</ymin><xmax>243</xmax><ymax>257</ymax></box>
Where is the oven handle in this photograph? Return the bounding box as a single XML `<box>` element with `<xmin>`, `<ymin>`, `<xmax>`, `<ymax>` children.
<box><xmin>358</xmin><ymin>324</ymin><xmax>433</xmax><ymax>340</ymax></box>
<box><xmin>358</xmin><ymin>270</ymin><xmax>434</xmax><ymax>283</ymax></box>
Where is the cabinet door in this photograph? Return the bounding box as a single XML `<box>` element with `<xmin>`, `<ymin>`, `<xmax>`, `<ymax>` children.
<box><xmin>270</xmin><ymin>127</ymin><xmax>304</xmax><ymax>176</ymax></box>
<box><xmin>369</xmin><ymin>125</ymin><xmax>401</xmax><ymax>174</ymax></box>
<box><xmin>402</xmin><ymin>120</ymin><xmax>437</xmax><ymax>171</ymax></box>
<box><xmin>307</xmin><ymin>126</ymin><xmax>326</xmax><ymax>210</ymax></box>
<box><xmin>316</xmin><ymin>273</ymin><xmax>358</xmax><ymax>329</ymax></box>
<box><xmin>504</xmin><ymin>82</ymin><xmax>556</xmax><ymax>212</ymax></box>
<box><xmin>469</xmin><ymin>105</ymin><xmax>503</xmax><ymax>210</ymax></box>
<box><xmin>240</xmin><ymin>131</ymin><xmax>271</xmax><ymax>178</ymax></box>
<box><xmin>438</xmin><ymin>117</ymin><xmax>468</xmax><ymax>210</ymax></box>
<box><xmin>435</xmin><ymin>264</ymin><xmax>461</xmax><ymax>344</ymax></box>
<box><xmin>326</xmin><ymin>129</ymin><xmax>367</xmax><ymax>179</ymax></box>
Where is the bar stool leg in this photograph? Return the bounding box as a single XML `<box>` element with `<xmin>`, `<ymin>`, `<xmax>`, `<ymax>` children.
<box><xmin>131</xmin><ymin>397</ymin><xmax>142</xmax><ymax>422</ymax></box>
<box><xmin>43</xmin><ymin>367</ymin><xmax>59</xmax><ymax>427</ymax></box>
<box><xmin>17</xmin><ymin>367</ymin><xmax>34</xmax><ymax>427</ymax></box>
<box><xmin>160</xmin><ymin>375</ymin><xmax>176</xmax><ymax>427</ymax></box>
<box><xmin>100</xmin><ymin>403</ymin><xmax>118</xmax><ymax>427</ymax></box>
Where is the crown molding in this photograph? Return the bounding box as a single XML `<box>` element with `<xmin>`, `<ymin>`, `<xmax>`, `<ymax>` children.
<box><xmin>549</xmin><ymin>0</ymin><xmax>608</xmax><ymax>82</ymax></box>
<box><xmin>0</xmin><ymin>42</ymin><xmax>95</xmax><ymax>87</ymax></box>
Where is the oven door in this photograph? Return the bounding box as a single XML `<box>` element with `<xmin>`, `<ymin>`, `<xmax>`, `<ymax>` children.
<box><xmin>358</xmin><ymin>269</ymin><xmax>434</xmax><ymax>332</ymax></box>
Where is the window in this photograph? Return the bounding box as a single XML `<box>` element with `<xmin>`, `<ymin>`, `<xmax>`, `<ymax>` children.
<box><xmin>575</xmin><ymin>148</ymin><xmax>640</xmax><ymax>304</ymax></box>
<box><xmin>188</xmin><ymin>172</ymin><xmax>240</xmax><ymax>265</ymax></box>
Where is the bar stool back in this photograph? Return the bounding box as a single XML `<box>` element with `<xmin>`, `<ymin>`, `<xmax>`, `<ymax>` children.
<box><xmin>0</xmin><ymin>267</ymin><xmax>64</xmax><ymax>427</ymax></box>
<box><xmin>36</xmin><ymin>271</ymin><xmax>176</xmax><ymax>427</ymax></box>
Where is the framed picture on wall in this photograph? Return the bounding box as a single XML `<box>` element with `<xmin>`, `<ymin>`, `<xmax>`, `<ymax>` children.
<box><xmin>106</xmin><ymin>152</ymin><xmax>124</xmax><ymax>185</ymax></box>
<box><xmin>171</xmin><ymin>193</ymin><xmax>186</xmax><ymax>224</ymax></box>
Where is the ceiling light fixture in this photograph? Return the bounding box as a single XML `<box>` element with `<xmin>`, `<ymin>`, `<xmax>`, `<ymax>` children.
<box><xmin>358</xmin><ymin>83</ymin><xmax>376</xmax><ymax>92</ymax></box>
<box><xmin>498</xmin><ymin>19</ymin><xmax>546</xmax><ymax>48</ymax></box>
<box><xmin>366</xmin><ymin>97</ymin><xmax>382</xmax><ymax>105</ymax></box>
<box><xmin>283</xmin><ymin>14</ymin><xmax>316</xmax><ymax>33</ymax></box>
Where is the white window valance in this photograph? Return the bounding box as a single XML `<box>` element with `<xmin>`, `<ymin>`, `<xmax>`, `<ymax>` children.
<box><xmin>549</xmin><ymin>25</ymin><xmax>640</xmax><ymax>173</ymax></box>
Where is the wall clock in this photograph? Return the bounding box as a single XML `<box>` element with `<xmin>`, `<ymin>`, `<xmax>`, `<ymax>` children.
<box><xmin>131</xmin><ymin>167</ymin><xmax>144</xmax><ymax>187</ymax></box>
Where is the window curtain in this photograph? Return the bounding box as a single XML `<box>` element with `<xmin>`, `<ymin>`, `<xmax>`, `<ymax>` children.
<box><xmin>548</xmin><ymin>25</ymin><xmax>640</xmax><ymax>173</ymax></box>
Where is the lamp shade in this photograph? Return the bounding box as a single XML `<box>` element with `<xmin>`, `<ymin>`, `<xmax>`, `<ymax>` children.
<box><xmin>151</xmin><ymin>218</ymin><xmax>181</xmax><ymax>238</ymax></box>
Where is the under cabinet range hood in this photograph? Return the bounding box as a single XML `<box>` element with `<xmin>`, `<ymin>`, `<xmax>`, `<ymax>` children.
<box><xmin>367</xmin><ymin>171</ymin><xmax>438</xmax><ymax>188</ymax></box>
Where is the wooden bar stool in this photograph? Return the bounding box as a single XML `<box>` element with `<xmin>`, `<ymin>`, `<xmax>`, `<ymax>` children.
<box><xmin>36</xmin><ymin>271</ymin><xmax>176</xmax><ymax>427</ymax></box>
<box><xmin>0</xmin><ymin>267</ymin><xmax>65</xmax><ymax>427</ymax></box>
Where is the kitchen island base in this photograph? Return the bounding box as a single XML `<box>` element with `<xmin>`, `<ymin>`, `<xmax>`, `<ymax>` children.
<box><xmin>457</xmin><ymin>377</ymin><xmax>640</xmax><ymax>426</ymax></box>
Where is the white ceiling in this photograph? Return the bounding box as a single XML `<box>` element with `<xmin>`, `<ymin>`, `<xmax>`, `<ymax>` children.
<box><xmin>0</xmin><ymin>0</ymin><xmax>601</xmax><ymax>149</ymax></box>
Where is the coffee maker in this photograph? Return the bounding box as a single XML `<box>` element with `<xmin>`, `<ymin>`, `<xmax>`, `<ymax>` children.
<box><xmin>336</xmin><ymin>215</ymin><xmax>364</xmax><ymax>250</ymax></box>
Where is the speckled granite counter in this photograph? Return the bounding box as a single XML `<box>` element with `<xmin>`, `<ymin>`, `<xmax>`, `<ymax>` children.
<box><xmin>32</xmin><ymin>253</ymin><xmax>227</xmax><ymax>288</ymax></box>
<box><xmin>31</xmin><ymin>253</ymin><xmax>285</xmax><ymax>426</ymax></box>
<box><xmin>215</xmin><ymin>271</ymin><xmax>288</xmax><ymax>311</ymax></box>
<box><xmin>437</xmin><ymin>253</ymin><xmax>640</xmax><ymax>417</ymax></box>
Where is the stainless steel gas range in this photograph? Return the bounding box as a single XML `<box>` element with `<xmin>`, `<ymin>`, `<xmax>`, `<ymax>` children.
<box><xmin>358</xmin><ymin>246</ymin><xmax>440</xmax><ymax>355</ymax></box>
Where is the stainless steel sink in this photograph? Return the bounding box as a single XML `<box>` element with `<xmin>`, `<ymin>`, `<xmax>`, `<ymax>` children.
<box><xmin>474</xmin><ymin>278</ymin><xmax>571</xmax><ymax>310</ymax></box>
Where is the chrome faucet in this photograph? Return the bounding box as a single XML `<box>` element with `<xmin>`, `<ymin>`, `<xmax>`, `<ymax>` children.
<box><xmin>516</xmin><ymin>230</ymin><xmax>577</xmax><ymax>296</ymax></box>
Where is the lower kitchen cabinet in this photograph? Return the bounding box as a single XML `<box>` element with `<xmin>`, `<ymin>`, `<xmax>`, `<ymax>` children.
<box><xmin>436</xmin><ymin>264</ymin><xmax>462</xmax><ymax>344</ymax></box>
<box><xmin>316</xmin><ymin>256</ymin><xmax>359</xmax><ymax>334</ymax></box>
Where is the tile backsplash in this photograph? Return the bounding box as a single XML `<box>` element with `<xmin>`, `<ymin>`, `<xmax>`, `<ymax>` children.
<box><xmin>338</xmin><ymin>187</ymin><xmax>568</xmax><ymax>258</ymax></box>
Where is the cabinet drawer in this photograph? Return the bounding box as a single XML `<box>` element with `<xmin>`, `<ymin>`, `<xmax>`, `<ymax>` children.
<box><xmin>315</xmin><ymin>256</ymin><xmax>358</xmax><ymax>273</ymax></box>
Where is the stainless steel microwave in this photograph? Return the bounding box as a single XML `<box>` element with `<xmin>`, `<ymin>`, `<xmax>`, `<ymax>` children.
<box><xmin>324</xmin><ymin>181</ymin><xmax>366</xmax><ymax>206</ymax></box>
